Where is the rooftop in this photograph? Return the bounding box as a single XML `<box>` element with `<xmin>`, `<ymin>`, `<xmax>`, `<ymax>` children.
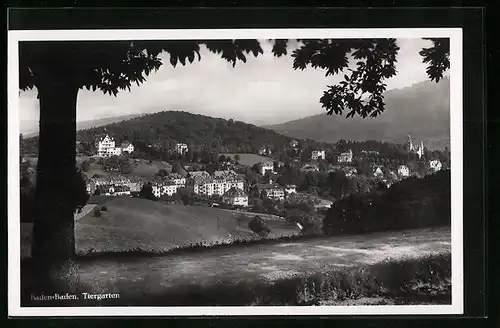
<box><xmin>224</xmin><ymin>187</ymin><xmax>247</xmax><ymax>198</ymax></box>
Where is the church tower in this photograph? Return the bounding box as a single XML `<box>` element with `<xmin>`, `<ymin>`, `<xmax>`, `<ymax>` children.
<box><xmin>407</xmin><ymin>135</ymin><xmax>414</xmax><ymax>152</ymax></box>
<box><xmin>417</xmin><ymin>141</ymin><xmax>424</xmax><ymax>159</ymax></box>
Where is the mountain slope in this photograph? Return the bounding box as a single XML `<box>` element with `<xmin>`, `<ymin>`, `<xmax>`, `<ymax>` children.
<box><xmin>265</xmin><ymin>78</ymin><xmax>450</xmax><ymax>150</ymax></box>
<box><xmin>76</xmin><ymin>114</ymin><xmax>144</xmax><ymax>131</ymax></box>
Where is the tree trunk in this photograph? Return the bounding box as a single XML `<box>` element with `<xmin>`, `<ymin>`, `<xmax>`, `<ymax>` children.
<box><xmin>31</xmin><ymin>81</ymin><xmax>79</xmax><ymax>267</ymax></box>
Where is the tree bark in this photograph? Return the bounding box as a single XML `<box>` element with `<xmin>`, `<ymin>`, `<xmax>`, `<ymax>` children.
<box><xmin>31</xmin><ymin>80</ymin><xmax>79</xmax><ymax>267</ymax></box>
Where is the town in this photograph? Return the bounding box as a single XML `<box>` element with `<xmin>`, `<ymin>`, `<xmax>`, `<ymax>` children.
<box><xmin>70</xmin><ymin>131</ymin><xmax>447</xmax><ymax>219</ymax></box>
<box><xmin>15</xmin><ymin>34</ymin><xmax>456</xmax><ymax>310</ymax></box>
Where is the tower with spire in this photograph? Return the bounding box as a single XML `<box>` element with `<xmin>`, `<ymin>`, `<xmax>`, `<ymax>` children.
<box><xmin>417</xmin><ymin>141</ymin><xmax>424</xmax><ymax>159</ymax></box>
<box><xmin>407</xmin><ymin>135</ymin><xmax>414</xmax><ymax>152</ymax></box>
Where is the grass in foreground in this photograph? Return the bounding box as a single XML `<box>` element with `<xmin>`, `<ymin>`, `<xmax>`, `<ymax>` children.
<box><xmin>21</xmin><ymin>253</ymin><xmax>451</xmax><ymax>307</ymax></box>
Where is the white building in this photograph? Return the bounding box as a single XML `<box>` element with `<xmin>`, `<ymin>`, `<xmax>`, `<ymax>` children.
<box><xmin>189</xmin><ymin>174</ymin><xmax>245</xmax><ymax>198</ymax></box>
<box><xmin>261</xmin><ymin>184</ymin><xmax>285</xmax><ymax>201</ymax></box>
<box><xmin>311</xmin><ymin>150</ymin><xmax>326</xmax><ymax>161</ymax></box>
<box><xmin>168</xmin><ymin>173</ymin><xmax>186</xmax><ymax>186</ymax></box>
<box><xmin>397</xmin><ymin>165</ymin><xmax>410</xmax><ymax>178</ymax></box>
<box><xmin>429</xmin><ymin>159</ymin><xmax>443</xmax><ymax>173</ymax></box>
<box><xmin>213</xmin><ymin>170</ymin><xmax>238</xmax><ymax>179</ymax></box>
<box><xmin>417</xmin><ymin>141</ymin><xmax>425</xmax><ymax>159</ymax></box>
<box><xmin>289</xmin><ymin>140</ymin><xmax>299</xmax><ymax>149</ymax></box>
<box><xmin>95</xmin><ymin>134</ymin><xmax>134</xmax><ymax>157</ymax></box>
<box><xmin>260</xmin><ymin>161</ymin><xmax>275</xmax><ymax>176</ymax></box>
<box><xmin>112</xmin><ymin>185</ymin><xmax>131</xmax><ymax>196</ymax></box>
<box><xmin>337</xmin><ymin>149</ymin><xmax>353</xmax><ymax>163</ymax></box>
<box><xmin>96</xmin><ymin>134</ymin><xmax>116</xmax><ymax>157</ymax></box>
<box><xmin>96</xmin><ymin>184</ymin><xmax>131</xmax><ymax>196</ymax></box>
<box><xmin>223</xmin><ymin>188</ymin><xmax>249</xmax><ymax>207</ymax></box>
<box><xmin>258</xmin><ymin>146</ymin><xmax>272</xmax><ymax>156</ymax></box>
<box><xmin>121</xmin><ymin>141</ymin><xmax>135</xmax><ymax>154</ymax></box>
<box><xmin>176</xmin><ymin>143</ymin><xmax>189</xmax><ymax>155</ymax></box>
<box><xmin>408</xmin><ymin>135</ymin><xmax>425</xmax><ymax>159</ymax></box>
<box><xmin>152</xmin><ymin>181</ymin><xmax>181</xmax><ymax>198</ymax></box>
<box><xmin>285</xmin><ymin>185</ymin><xmax>297</xmax><ymax>195</ymax></box>
<box><xmin>342</xmin><ymin>167</ymin><xmax>358</xmax><ymax>177</ymax></box>
<box><xmin>189</xmin><ymin>171</ymin><xmax>211</xmax><ymax>179</ymax></box>
<box><xmin>373</xmin><ymin>166</ymin><xmax>384</xmax><ymax>178</ymax></box>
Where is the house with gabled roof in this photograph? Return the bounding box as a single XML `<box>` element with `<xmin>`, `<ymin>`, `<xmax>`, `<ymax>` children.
<box><xmin>121</xmin><ymin>141</ymin><xmax>134</xmax><ymax>154</ymax></box>
<box><xmin>223</xmin><ymin>187</ymin><xmax>248</xmax><ymax>207</ymax></box>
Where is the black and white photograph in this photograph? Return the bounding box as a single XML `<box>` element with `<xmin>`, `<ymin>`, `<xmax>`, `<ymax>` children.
<box><xmin>8</xmin><ymin>28</ymin><xmax>463</xmax><ymax>316</ymax></box>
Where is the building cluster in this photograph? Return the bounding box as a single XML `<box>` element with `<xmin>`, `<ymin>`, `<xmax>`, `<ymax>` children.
<box><xmin>311</xmin><ymin>150</ymin><xmax>326</xmax><ymax>161</ymax></box>
<box><xmin>429</xmin><ymin>159</ymin><xmax>443</xmax><ymax>173</ymax></box>
<box><xmin>89</xmin><ymin>135</ymin><xmax>443</xmax><ymax>208</ymax></box>
<box><xmin>301</xmin><ymin>163</ymin><xmax>319</xmax><ymax>172</ymax></box>
<box><xmin>151</xmin><ymin>169</ymin><xmax>249</xmax><ymax>207</ymax></box>
<box><xmin>85</xmin><ymin>175</ymin><xmax>144</xmax><ymax>196</ymax></box>
<box><xmin>176</xmin><ymin>143</ymin><xmax>189</xmax><ymax>155</ymax></box>
<box><xmin>260</xmin><ymin>161</ymin><xmax>275</xmax><ymax>176</ymax></box>
<box><xmin>95</xmin><ymin>134</ymin><xmax>134</xmax><ymax>157</ymax></box>
<box><xmin>337</xmin><ymin>149</ymin><xmax>353</xmax><ymax>163</ymax></box>
<box><xmin>258</xmin><ymin>146</ymin><xmax>272</xmax><ymax>156</ymax></box>
<box><xmin>407</xmin><ymin>135</ymin><xmax>425</xmax><ymax>159</ymax></box>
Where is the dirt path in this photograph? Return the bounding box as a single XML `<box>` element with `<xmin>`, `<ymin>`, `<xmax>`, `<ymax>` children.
<box><xmin>70</xmin><ymin>227</ymin><xmax>450</xmax><ymax>296</ymax></box>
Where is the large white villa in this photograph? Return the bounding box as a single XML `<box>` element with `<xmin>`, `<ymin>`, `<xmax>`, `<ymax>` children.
<box><xmin>95</xmin><ymin>134</ymin><xmax>134</xmax><ymax>157</ymax></box>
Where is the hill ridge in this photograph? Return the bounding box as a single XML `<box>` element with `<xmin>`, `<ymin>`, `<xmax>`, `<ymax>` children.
<box><xmin>265</xmin><ymin>78</ymin><xmax>450</xmax><ymax>150</ymax></box>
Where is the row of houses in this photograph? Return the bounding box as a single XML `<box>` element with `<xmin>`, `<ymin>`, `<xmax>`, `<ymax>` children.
<box><xmin>85</xmin><ymin>169</ymin><xmax>251</xmax><ymax>207</ymax></box>
<box><xmin>150</xmin><ymin>169</ymin><xmax>249</xmax><ymax>206</ymax></box>
<box><xmin>85</xmin><ymin>174</ymin><xmax>144</xmax><ymax>196</ymax></box>
<box><xmin>300</xmin><ymin>159</ymin><xmax>442</xmax><ymax>178</ymax></box>
<box><xmin>95</xmin><ymin>134</ymin><xmax>191</xmax><ymax>157</ymax></box>
<box><xmin>311</xmin><ymin>148</ymin><xmax>353</xmax><ymax>163</ymax></box>
<box><xmin>259</xmin><ymin>184</ymin><xmax>297</xmax><ymax>201</ymax></box>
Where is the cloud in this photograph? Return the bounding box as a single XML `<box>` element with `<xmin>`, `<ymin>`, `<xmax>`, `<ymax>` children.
<box><xmin>19</xmin><ymin>38</ymin><xmax>433</xmax><ymax>133</ymax></box>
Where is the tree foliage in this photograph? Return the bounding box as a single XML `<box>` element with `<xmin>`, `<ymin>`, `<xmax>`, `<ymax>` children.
<box><xmin>139</xmin><ymin>182</ymin><xmax>157</xmax><ymax>201</ymax></box>
<box><xmin>323</xmin><ymin>169</ymin><xmax>451</xmax><ymax>236</ymax></box>
<box><xmin>20</xmin><ymin>38</ymin><xmax>449</xmax><ymax>119</ymax></box>
<box><xmin>419</xmin><ymin>38</ymin><xmax>450</xmax><ymax>83</ymax></box>
<box><xmin>248</xmin><ymin>215</ymin><xmax>271</xmax><ymax>237</ymax></box>
<box><xmin>74</xmin><ymin>111</ymin><xmax>299</xmax><ymax>156</ymax></box>
<box><xmin>18</xmin><ymin>37</ymin><xmax>450</xmax><ymax>263</ymax></box>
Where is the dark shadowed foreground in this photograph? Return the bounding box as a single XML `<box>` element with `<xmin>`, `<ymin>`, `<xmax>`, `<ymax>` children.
<box><xmin>21</xmin><ymin>227</ymin><xmax>450</xmax><ymax>306</ymax></box>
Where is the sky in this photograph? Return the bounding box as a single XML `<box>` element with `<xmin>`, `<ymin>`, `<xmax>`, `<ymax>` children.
<box><xmin>19</xmin><ymin>38</ymin><xmax>434</xmax><ymax>135</ymax></box>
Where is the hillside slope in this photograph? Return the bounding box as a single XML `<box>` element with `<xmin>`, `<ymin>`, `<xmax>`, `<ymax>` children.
<box><xmin>75</xmin><ymin>111</ymin><xmax>299</xmax><ymax>154</ymax></box>
<box><xmin>266</xmin><ymin>78</ymin><xmax>450</xmax><ymax>150</ymax></box>
<box><xmin>75</xmin><ymin>198</ymin><xmax>300</xmax><ymax>253</ymax></box>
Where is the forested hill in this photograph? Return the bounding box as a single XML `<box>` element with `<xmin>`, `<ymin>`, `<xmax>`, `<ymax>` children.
<box><xmin>75</xmin><ymin>111</ymin><xmax>299</xmax><ymax>154</ymax></box>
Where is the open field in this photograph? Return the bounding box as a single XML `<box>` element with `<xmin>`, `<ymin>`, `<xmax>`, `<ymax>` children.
<box><xmin>221</xmin><ymin>153</ymin><xmax>272</xmax><ymax>167</ymax></box>
<box><xmin>21</xmin><ymin>226</ymin><xmax>451</xmax><ymax>306</ymax></box>
<box><xmin>20</xmin><ymin>197</ymin><xmax>301</xmax><ymax>257</ymax></box>
<box><xmin>125</xmin><ymin>159</ymin><xmax>172</xmax><ymax>177</ymax></box>
<box><xmin>25</xmin><ymin>156</ymin><xmax>172</xmax><ymax>178</ymax></box>
<box><xmin>75</xmin><ymin>198</ymin><xmax>300</xmax><ymax>253</ymax></box>
<box><xmin>84</xmin><ymin>157</ymin><xmax>172</xmax><ymax>178</ymax></box>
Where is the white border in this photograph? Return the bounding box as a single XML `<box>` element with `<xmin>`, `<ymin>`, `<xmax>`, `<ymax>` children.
<box><xmin>7</xmin><ymin>28</ymin><xmax>463</xmax><ymax>317</ymax></box>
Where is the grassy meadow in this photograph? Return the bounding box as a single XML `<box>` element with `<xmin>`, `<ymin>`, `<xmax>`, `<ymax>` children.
<box><xmin>75</xmin><ymin>198</ymin><xmax>300</xmax><ymax>254</ymax></box>
<box><xmin>21</xmin><ymin>227</ymin><xmax>451</xmax><ymax>306</ymax></box>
